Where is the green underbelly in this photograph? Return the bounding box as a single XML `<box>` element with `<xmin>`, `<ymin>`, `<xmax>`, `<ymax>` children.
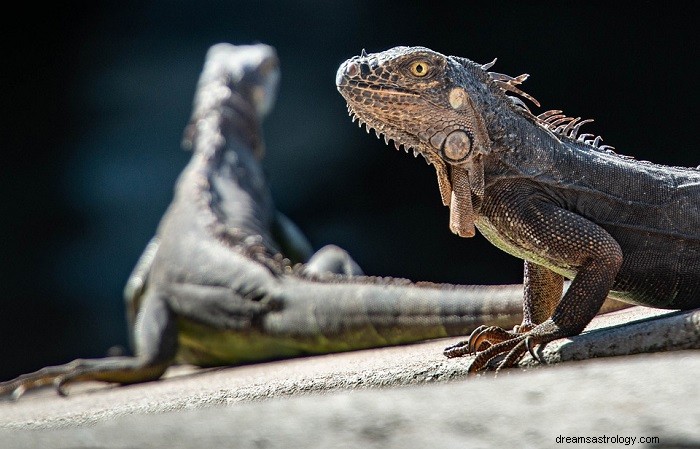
<box><xmin>475</xmin><ymin>217</ymin><xmax>697</xmax><ymax>309</ymax></box>
<box><xmin>475</xmin><ymin>217</ymin><xmax>576</xmax><ymax>279</ymax></box>
<box><xmin>175</xmin><ymin>316</ymin><xmax>448</xmax><ymax>367</ymax></box>
<box><xmin>175</xmin><ymin>318</ymin><xmax>307</xmax><ymax>366</ymax></box>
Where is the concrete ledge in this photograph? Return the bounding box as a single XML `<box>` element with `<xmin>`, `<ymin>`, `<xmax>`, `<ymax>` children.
<box><xmin>1</xmin><ymin>307</ymin><xmax>698</xmax><ymax>448</ymax></box>
<box><xmin>530</xmin><ymin>306</ymin><xmax>700</xmax><ymax>365</ymax></box>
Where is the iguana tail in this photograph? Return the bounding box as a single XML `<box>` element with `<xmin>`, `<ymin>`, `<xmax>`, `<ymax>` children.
<box><xmin>261</xmin><ymin>280</ymin><xmax>524</xmax><ymax>356</ymax></box>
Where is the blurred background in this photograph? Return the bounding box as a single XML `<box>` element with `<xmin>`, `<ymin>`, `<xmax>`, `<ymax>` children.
<box><xmin>2</xmin><ymin>1</ymin><xmax>696</xmax><ymax>380</ymax></box>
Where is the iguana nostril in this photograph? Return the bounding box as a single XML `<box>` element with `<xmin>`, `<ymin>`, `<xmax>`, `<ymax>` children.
<box><xmin>359</xmin><ymin>62</ymin><xmax>370</xmax><ymax>76</ymax></box>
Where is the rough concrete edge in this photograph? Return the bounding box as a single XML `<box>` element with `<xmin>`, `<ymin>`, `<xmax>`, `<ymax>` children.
<box><xmin>4</xmin><ymin>308</ymin><xmax>699</xmax><ymax>430</ymax></box>
<box><xmin>524</xmin><ymin>308</ymin><xmax>700</xmax><ymax>366</ymax></box>
<box><xmin>5</xmin><ymin>352</ymin><xmax>700</xmax><ymax>449</ymax></box>
<box><xmin>0</xmin><ymin>358</ymin><xmax>474</xmax><ymax>430</ymax></box>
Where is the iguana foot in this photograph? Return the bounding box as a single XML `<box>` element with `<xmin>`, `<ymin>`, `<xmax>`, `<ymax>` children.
<box><xmin>444</xmin><ymin>320</ymin><xmax>564</xmax><ymax>374</ymax></box>
<box><xmin>466</xmin><ymin>334</ymin><xmax>533</xmax><ymax>374</ymax></box>
<box><xmin>0</xmin><ymin>357</ymin><xmax>168</xmax><ymax>400</ymax></box>
<box><xmin>443</xmin><ymin>321</ymin><xmax>536</xmax><ymax>357</ymax></box>
<box><xmin>443</xmin><ymin>325</ymin><xmax>516</xmax><ymax>357</ymax></box>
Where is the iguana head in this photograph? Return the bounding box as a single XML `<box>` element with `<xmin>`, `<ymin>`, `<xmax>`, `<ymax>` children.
<box><xmin>185</xmin><ymin>43</ymin><xmax>280</xmax><ymax>158</ymax></box>
<box><xmin>336</xmin><ymin>46</ymin><xmax>498</xmax><ymax>237</ymax></box>
<box><xmin>203</xmin><ymin>43</ymin><xmax>280</xmax><ymax>119</ymax></box>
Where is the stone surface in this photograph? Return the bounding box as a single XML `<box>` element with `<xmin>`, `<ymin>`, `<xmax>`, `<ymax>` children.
<box><xmin>1</xmin><ymin>307</ymin><xmax>698</xmax><ymax>448</ymax></box>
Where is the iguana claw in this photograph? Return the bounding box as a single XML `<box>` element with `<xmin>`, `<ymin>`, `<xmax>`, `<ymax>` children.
<box><xmin>444</xmin><ymin>322</ymin><xmax>555</xmax><ymax>374</ymax></box>
<box><xmin>525</xmin><ymin>335</ymin><xmax>541</xmax><ymax>362</ymax></box>
<box><xmin>443</xmin><ymin>324</ymin><xmax>491</xmax><ymax>357</ymax></box>
<box><xmin>467</xmin><ymin>335</ymin><xmax>527</xmax><ymax>374</ymax></box>
<box><xmin>56</xmin><ymin>377</ymin><xmax>70</xmax><ymax>397</ymax></box>
<box><xmin>467</xmin><ymin>326</ymin><xmax>516</xmax><ymax>354</ymax></box>
<box><xmin>443</xmin><ymin>324</ymin><xmax>517</xmax><ymax>359</ymax></box>
<box><xmin>456</xmin><ymin>320</ymin><xmax>565</xmax><ymax>374</ymax></box>
<box><xmin>442</xmin><ymin>338</ymin><xmax>471</xmax><ymax>358</ymax></box>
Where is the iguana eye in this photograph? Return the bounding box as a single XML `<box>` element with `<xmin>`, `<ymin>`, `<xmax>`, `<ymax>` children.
<box><xmin>409</xmin><ymin>60</ymin><xmax>430</xmax><ymax>77</ymax></box>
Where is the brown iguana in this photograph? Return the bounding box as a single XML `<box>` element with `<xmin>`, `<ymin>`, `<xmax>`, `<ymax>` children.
<box><xmin>336</xmin><ymin>46</ymin><xmax>700</xmax><ymax>373</ymax></box>
<box><xmin>0</xmin><ymin>43</ymin><xmax>530</xmax><ymax>399</ymax></box>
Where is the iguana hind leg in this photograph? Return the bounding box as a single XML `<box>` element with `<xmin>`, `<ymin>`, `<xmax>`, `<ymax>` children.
<box><xmin>1</xmin><ymin>357</ymin><xmax>171</xmax><ymax>399</ymax></box>
<box><xmin>0</xmin><ymin>291</ymin><xmax>176</xmax><ymax>399</ymax></box>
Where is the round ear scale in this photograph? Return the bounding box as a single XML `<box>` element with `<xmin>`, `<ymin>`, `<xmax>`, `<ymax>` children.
<box><xmin>442</xmin><ymin>130</ymin><xmax>472</xmax><ymax>162</ymax></box>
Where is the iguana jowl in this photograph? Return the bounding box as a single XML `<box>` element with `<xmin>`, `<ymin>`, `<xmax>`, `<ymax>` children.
<box><xmin>336</xmin><ymin>46</ymin><xmax>700</xmax><ymax>373</ymax></box>
<box><xmin>0</xmin><ymin>44</ymin><xmax>527</xmax><ymax>398</ymax></box>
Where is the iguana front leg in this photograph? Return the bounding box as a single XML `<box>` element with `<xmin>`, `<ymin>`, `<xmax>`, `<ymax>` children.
<box><xmin>304</xmin><ymin>244</ymin><xmax>364</xmax><ymax>277</ymax></box>
<box><xmin>446</xmin><ymin>185</ymin><xmax>623</xmax><ymax>373</ymax></box>
<box><xmin>271</xmin><ymin>212</ymin><xmax>314</xmax><ymax>264</ymax></box>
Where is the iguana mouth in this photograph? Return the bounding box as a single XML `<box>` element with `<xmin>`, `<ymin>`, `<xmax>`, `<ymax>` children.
<box><xmin>346</xmin><ymin>105</ymin><xmax>425</xmax><ymax>157</ymax></box>
<box><xmin>339</xmin><ymin>79</ymin><xmax>419</xmax><ymax>97</ymax></box>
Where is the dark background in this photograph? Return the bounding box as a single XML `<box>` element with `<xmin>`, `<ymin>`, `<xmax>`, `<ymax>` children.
<box><xmin>2</xmin><ymin>1</ymin><xmax>696</xmax><ymax>380</ymax></box>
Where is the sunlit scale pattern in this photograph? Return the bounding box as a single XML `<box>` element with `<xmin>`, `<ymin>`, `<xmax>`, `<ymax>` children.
<box><xmin>338</xmin><ymin>49</ymin><xmax>474</xmax><ymax>167</ymax></box>
<box><xmin>337</xmin><ymin>46</ymin><xmax>700</xmax><ymax>308</ymax></box>
<box><xmin>337</xmin><ymin>45</ymin><xmax>700</xmax><ymax>373</ymax></box>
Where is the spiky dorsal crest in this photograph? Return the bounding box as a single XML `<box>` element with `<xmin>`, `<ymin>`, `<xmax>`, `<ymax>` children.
<box><xmin>452</xmin><ymin>55</ymin><xmax>613</xmax><ymax>152</ymax></box>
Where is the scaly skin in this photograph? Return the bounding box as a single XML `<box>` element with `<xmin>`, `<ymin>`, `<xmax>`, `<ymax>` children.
<box><xmin>336</xmin><ymin>46</ymin><xmax>700</xmax><ymax>373</ymax></box>
<box><xmin>1</xmin><ymin>44</ymin><xmax>530</xmax><ymax>399</ymax></box>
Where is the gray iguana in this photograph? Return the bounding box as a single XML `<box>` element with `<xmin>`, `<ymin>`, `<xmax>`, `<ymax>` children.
<box><xmin>0</xmin><ymin>44</ymin><xmax>527</xmax><ymax>398</ymax></box>
<box><xmin>336</xmin><ymin>46</ymin><xmax>700</xmax><ymax>373</ymax></box>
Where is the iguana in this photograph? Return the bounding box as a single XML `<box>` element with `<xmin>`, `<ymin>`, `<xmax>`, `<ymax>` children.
<box><xmin>0</xmin><ymin>43</ymin><xmax>529</xmax><ymax>399</ymax></box>
<box><xmin>336</xmin><ymin>46</ymin><xmax>700</xmax><ymax>374</ymax></box>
